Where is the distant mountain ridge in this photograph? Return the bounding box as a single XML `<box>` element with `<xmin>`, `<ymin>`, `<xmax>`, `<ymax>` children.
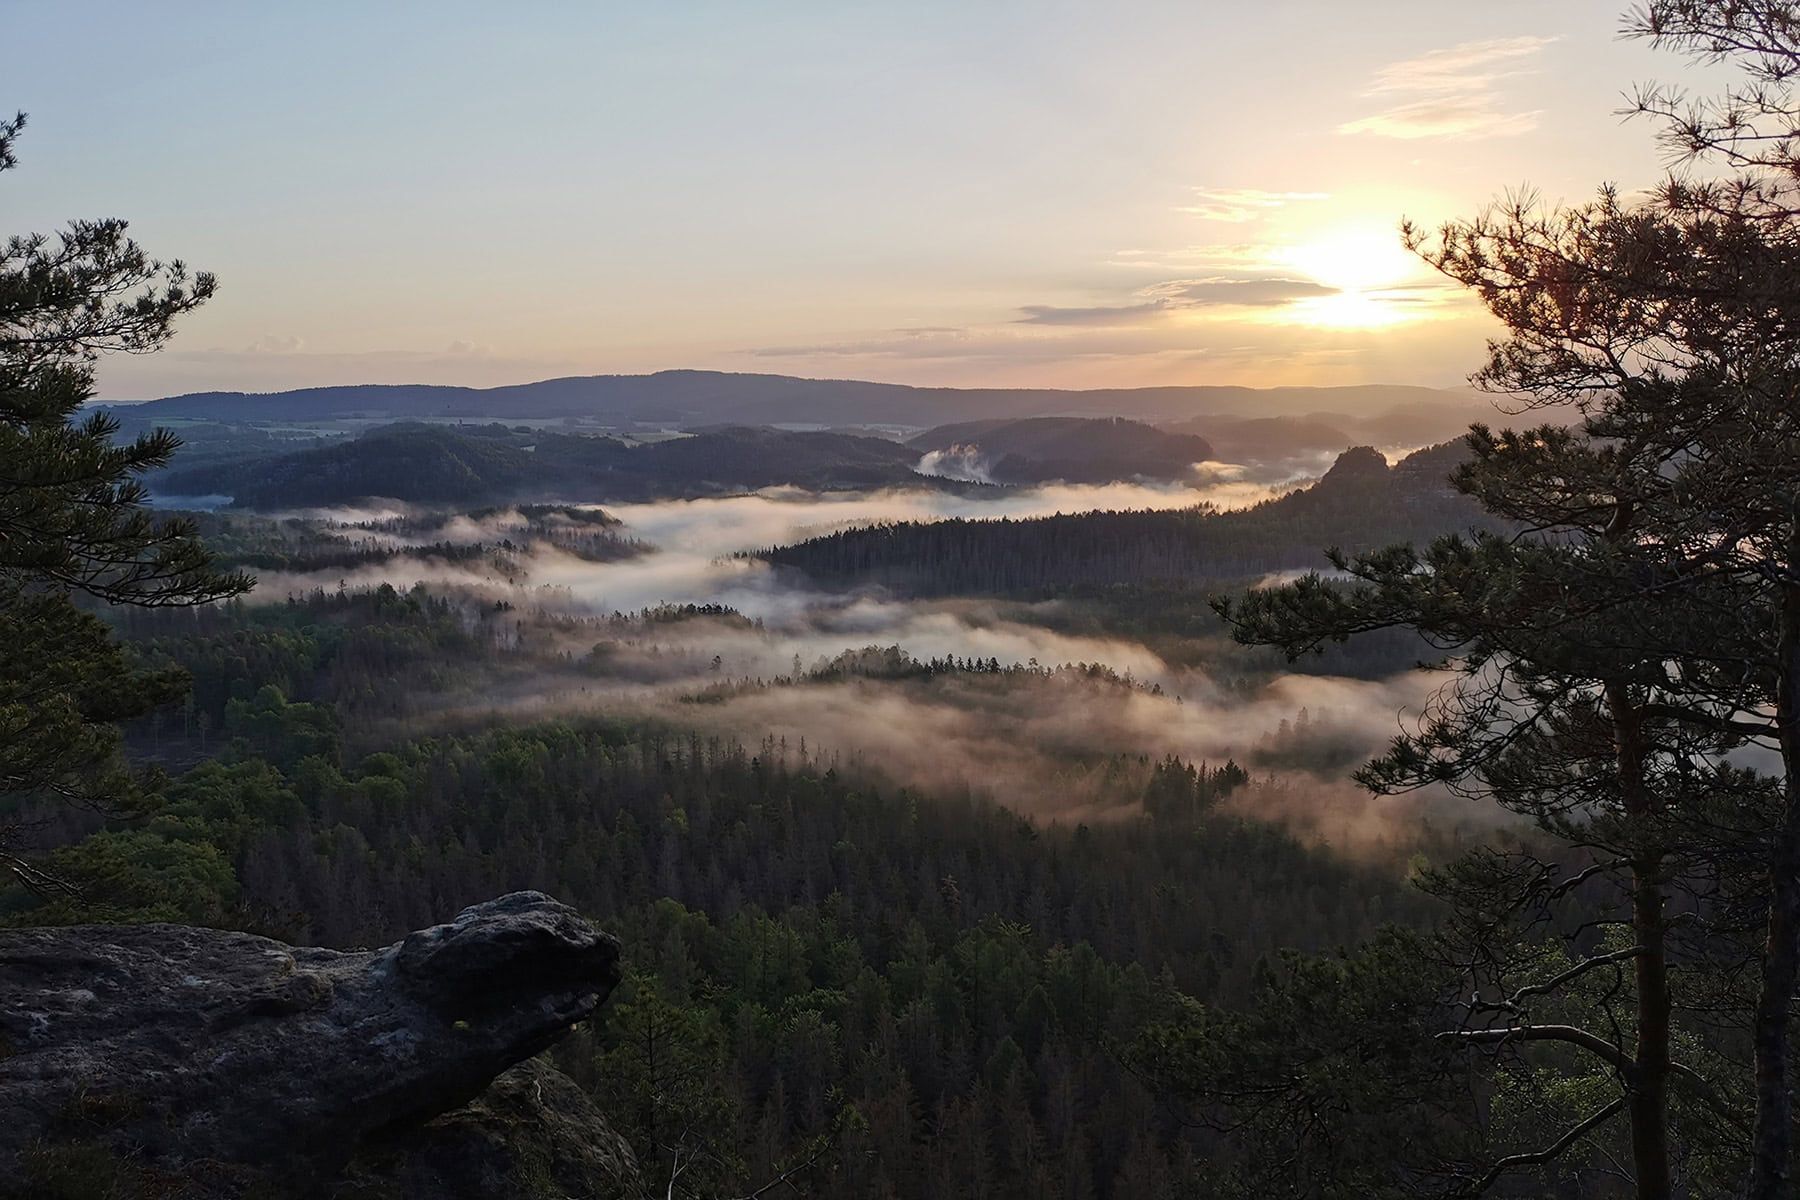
<box><xmin>157</xmin><ymin>422</ymin><xmax>935</xmax><ymax>508</ymax></box>
<box><xmin>114</xmin><ymin>370</ymin><xmax>1480</xmax><ymax>428</ymax></box>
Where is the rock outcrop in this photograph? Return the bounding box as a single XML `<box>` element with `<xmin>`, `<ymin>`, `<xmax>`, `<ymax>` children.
<box><xmin>1316</xmin><ymin>444</ymin><xmax>1391</xmax><ymax>488</ymax></box>
<box><xmin>0</xmin><ymin>891</ymin><xmax>633</xmax><ymax>1198</ymax></box>
<box><xmin>341</xmin><ymin>1057</ymin><xmax>638</xmax><ymax>1200</ymax></box>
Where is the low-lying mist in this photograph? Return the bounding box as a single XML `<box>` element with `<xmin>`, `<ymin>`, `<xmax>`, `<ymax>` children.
<box><xmin>246</xmin><ymin>479</ymin><xmax>1284</xmax><ymax>616</ymax></box>
<box><xmin>221</xmin><ymin>480</ymin><xmax>1482</xmax><ymax>856</ymax></box>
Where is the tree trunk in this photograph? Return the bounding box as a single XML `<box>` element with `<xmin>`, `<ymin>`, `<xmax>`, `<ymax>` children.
<box><xmin>1750</xmin><ymin>527</ymin><xmax>1800</xmax><ymax>1200</ymax></box>
<box><xmin>1753</xmin><ymin>809</ymin><xmax>1800</xmax><ymax>1200</ymax></box>
<box><xmin>1611</xmin><ymin>686</ymin><xmax>1672</xmax><ymax>1200</ymax></box>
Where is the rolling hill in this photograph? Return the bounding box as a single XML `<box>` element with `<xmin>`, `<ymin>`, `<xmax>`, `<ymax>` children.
<box><xmin>155</xmin><ymin>422</ymin><xmax>936</xmax><ymax>508</ymax></box>
<box><xmin>1166</xmin><ymin>401</ymin><xmax>1486</xmax><ymax>464</ymax></box>
<box><xmin>112</xmin><ymin>370</ymin><xmax>1483</xmax><ymax>429</ymax></box>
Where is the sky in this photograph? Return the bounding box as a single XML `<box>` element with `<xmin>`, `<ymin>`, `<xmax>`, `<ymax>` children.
<box><xmin>6</xmin><ymin>1</ymin><xmax>1727</xmax><ymax>400</ymax></box>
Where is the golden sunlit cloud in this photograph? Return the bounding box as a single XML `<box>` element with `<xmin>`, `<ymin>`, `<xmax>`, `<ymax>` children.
<box><xmin>751</xmin><ymin>206</ymin><xmax>1474</xmax><ymax>372</ymax></box>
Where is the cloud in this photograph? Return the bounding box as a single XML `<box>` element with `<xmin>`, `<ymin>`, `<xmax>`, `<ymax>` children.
<box><xmin>1176</xmin><ymin>188</ymin><xmax>1330</xmax><ymax>223</ymax></box>
<box><xmin>1363</xmin><ymin>36</ymin><xmax>1558</xmax><ymax>95</ymax></box>
<box><xmin>747</xmin><ymin>322</ymin><xmax>1218</xmax><ymax>364</ymax></box>
<box><xmin>1108</xmin><ymin>244</ymin><xmax>1282</xmax><ymax>272</ymax></box>
<box><xmin>1144</xmin><ymin>277</ymin><xmax>1338</xmax><ymax>307</ymax></box>
<box><xmin>750</xmin><ymin>328</ymin><xmax>984</xmax><ymax>360</ymax></box>
<box><xmin>766</xmin><ymin>275</ymin><xmax>1332</xmax><ymax>345</ymax></box>
<box><xmin>1341</xmin><ymin>36</ymin><xmax>1556</xmax><ymax>141</ymax></box>
<box><xmin>1013</xmin><ymin>301</ymin><xmax>1173</xmax><ymax>327</ymax></box>
<box><xmin>1012</xmin><ymin>277</ymin><xmax>1340</xmax><ymax>327</ymax></box>
<box><xmin>245</xmin><ymin>333</ymin><xmax>306</xmax><ymax>354</ymax></box>
<box><xmin>740</xmin><ymin>247</ymin><xmax>1480</xmax><ymax>376</ymax></box>
<box><xmin>1339</xmin><ymin>98</ymin><xmax>1542</xmax><ymax>141</ymax></box>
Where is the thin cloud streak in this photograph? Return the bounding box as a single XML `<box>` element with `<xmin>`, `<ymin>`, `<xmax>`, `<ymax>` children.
<box><xmin>1339</xmin><ymin>99</ymin><xmax>1543</xmax><ymax>141</ymax></box>
<box><xmin>1176</xmin><ymin>187</ymin><xmax>1331</xmax><ymax>223</ymax></box>
<box><xmin>1012</xmin><ymin>278</ymin><xmax>1341</xmax><ymax>326</ymax></box>
<box><xmin>1340</xmin><ymin>35</ymin><xmax>1557</xmax><ymax>140</ymax></box>
<box><xmin>1363</xmin><ymin>36</ymin><xmax>1559</xmax><ymax>95</ymax></box>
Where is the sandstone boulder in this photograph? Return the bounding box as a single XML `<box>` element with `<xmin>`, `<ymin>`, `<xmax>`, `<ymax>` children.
<box><xmin>0</xmin><ymin>891</ymin><xmax>633</xmax><ymax>1198</ymax></box>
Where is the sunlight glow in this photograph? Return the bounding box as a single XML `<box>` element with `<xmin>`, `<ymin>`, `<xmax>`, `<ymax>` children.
<box><xmin>1270</xmin><ymin>227</ymin><xmax>1432</xmax><ymax>329</ymax></box>
<box><xmin>1279</xmin><ymin>288</ymin><xmax>1422</xmax><ymax>329</ymax></box>
<box><xmin>1281</xmin><ymin>229</ymin><xmax>1418</xmax><ymax>292</ymax></box>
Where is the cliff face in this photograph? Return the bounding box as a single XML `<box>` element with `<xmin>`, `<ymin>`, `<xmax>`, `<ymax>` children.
<box><xmin>0</xmin><ymin>891</ymin><xmax>636</xmax><ymax>1198</ymax></box>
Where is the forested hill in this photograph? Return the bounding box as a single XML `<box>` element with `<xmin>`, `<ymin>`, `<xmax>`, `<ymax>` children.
<box><xmin>155</xmin><ymin>422</ymin><xmax>934</xmax><ymax>507</ymax></box>
<box><xmin>116</xmin><ymin>370</ymin><xmax>1476</xmax><ymax>427</ymax></box>
<box><xmin>764</xmin><ymin>441</ymin><xmax>1486</xmax><ymax>594</ymax></box>
<box><xmin>910</xmin><ymin>416</ymin><xmax>1214</xmax><ymax>483</ymax></box>
<box><xmin>1165</xmin><ymin>400</ymin><xmax>1489</xmax><ymax>463</ymax></box>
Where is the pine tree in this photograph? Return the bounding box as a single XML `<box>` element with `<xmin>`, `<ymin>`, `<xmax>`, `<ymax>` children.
<box><xmin>0</xmin><ymin>113</ymin><xmax>248</xmax><ymax>891</ymax></box>
<box><xmin>1204</xmin><ymin>4</ymin><xmax>1800</xmax><ymax>1191</ymax></box>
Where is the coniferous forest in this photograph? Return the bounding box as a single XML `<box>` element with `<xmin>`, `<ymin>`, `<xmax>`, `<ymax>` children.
<box><xmin>11</xmin><ymin>4</ymin><xmax>1800</xmax><ymax>1199</ymax></box>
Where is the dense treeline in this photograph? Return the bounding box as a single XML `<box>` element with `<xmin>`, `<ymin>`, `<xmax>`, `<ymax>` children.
<box><xmin>112</xmin><ymin>587</ymin><xmax>484</xmax><ymax>753</ymax></box>
<box><xmin>6</xmin><ymin>718</ymin><xmax>1436</xmax><ymax>1197</ymax></box>
<box><xmin>764</xmin><ymin>443</ymin><xmax>1490</xmax><ymax>596</ymax></box>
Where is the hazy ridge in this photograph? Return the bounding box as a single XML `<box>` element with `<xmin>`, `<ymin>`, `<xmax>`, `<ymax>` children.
<box><xmin>115</xmin><ymin>369</ymin><xmax>1483</xmax><ymax>427</ymax></box>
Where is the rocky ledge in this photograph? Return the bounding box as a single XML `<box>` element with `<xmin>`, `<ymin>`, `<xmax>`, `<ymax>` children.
<box><xmin>0</xmin><ymin>891</ymin><xmax>635</xmax><ymax>1198</ymax></box>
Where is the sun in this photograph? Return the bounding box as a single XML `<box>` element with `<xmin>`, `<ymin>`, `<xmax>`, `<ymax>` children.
<box><xmin>1265</xmin><ymin>227</ymin><xmax>1430</xmax><ymax>329</ymax></box>
<box><xmin>1282</xmin><ymin>228</ymin><xmax>1418</xmax><ymax>292</ymax></box>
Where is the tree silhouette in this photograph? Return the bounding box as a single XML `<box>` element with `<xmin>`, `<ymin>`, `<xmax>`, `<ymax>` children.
<box><xmin>0</xmin><ymin>113</ymin><xmax>249</xmax><ymax>889</ymax></box>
